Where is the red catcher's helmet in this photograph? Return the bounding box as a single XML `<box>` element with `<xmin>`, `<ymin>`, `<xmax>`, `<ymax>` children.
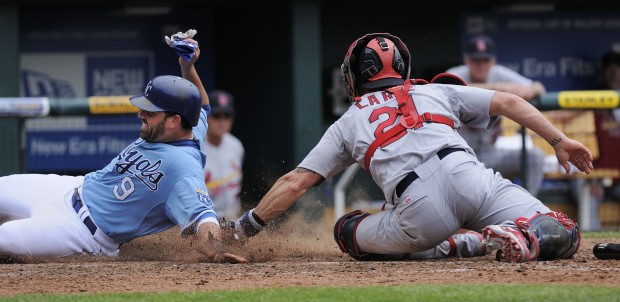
<box><xmin>341</xmin><ymin>33</ymin><xmax>411</xmax><ymax>102</ymax></box>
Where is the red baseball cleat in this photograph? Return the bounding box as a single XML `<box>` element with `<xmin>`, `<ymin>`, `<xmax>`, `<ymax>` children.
<box><xmin>482</xmin><ymin>225</ymin><xmax>537</xmax><ymax>263</ymax></box>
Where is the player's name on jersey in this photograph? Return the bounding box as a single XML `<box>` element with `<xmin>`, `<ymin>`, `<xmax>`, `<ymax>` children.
<box><xmin>354</xmin><ymin>92</ymin><xmax>395</xmax><ymax>109</ymax></box>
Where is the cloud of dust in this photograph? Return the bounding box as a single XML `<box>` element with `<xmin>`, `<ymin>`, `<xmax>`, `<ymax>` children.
<box><xmin>119</xmin><ymin>211</ymin><xmax>345</xmax><ymax>263</ymax></box>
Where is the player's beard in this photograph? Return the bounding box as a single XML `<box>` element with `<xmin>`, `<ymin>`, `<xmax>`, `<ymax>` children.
<box><xmin>140</xmin><ymin>119</ymin><xmax>167</xmax><ymax>142</ymax></box>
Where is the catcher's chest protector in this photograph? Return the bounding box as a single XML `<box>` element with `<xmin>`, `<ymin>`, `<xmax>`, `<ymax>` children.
<box><xmin>515</xmin><ymin>211</ymin><xmax>581</xmax><ymax>260</ymax></box>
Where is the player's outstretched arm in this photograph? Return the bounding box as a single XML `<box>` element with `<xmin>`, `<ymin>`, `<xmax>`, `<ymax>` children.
<box><xmin>489</xmin><ymin>91</ymin><xmax>593</xmax><ymax>174</ymax></box>
<box><xmin>223</xmin><ymin>168</ymin><xmax>323</xmax><ymax>243</ymax></box>
<box><xmin>178</xmin><ymin>38</ymin><xmax>209</xmax><ymax>106</ymax></box>
<box><xmin>254</xmin><ymin>168</ymin><xmax>323</xmax><ymax>221</ymax></box>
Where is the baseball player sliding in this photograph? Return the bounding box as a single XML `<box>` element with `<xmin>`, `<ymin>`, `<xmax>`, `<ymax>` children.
<box><xmin>0</xmin><ymin>31</ymin><xmax>246</xmax><ymax>263</ymax></box>
<box><xmin>225</xmin><ymin>33</ymin><xmax>591</xmax><ymax>263</ymax></box>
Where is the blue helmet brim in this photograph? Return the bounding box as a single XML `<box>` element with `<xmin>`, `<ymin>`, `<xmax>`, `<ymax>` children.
<box><xmin>129</xmin><ymin>95</ymin><xmax>166</xmax><ymax>112</ymax></box>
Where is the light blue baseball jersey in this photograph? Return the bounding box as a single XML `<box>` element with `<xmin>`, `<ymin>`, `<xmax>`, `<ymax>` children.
<box><xmin>81</xmin><ymin>106</ymin><xmax>215</xmax><ymax>243</ymax></box>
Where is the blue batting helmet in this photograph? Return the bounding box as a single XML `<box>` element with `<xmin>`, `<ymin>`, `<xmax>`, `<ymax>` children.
<box><xmin>130</xmin><ymin>75</ymin><xmax>202</xmax><ymax>127</ymax></box>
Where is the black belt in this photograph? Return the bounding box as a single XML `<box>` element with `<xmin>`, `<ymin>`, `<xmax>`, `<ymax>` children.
<box><xmin>72</xmin><ymin>188</ymin><xmax>97</xmax><ymax>235</ymax></box>
<box><xmin>395</xmin><ymin>148</ymin><xmax>466</xmax><ymax>198</ymax></box>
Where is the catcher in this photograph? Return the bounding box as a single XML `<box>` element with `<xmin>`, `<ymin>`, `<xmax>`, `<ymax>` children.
<box><xmin>224</xmin><ymin>32</ymin><xmax>589</xmax><ymax>263</ymax></box>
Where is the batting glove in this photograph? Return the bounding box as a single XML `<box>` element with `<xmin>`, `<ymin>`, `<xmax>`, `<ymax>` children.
<box><xmin>164</xmin><ymin>29</ymin><xmax>197</xmax><ymax>47</ymax></box>
<box><xmin>164</xmin><ymin>29</ymin><xmax>198</xmax><ymax>62</ymax></box>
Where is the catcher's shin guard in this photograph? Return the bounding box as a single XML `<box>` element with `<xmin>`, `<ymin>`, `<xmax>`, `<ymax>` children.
<box><xmin>515</xmin><ymin>211</ymin><xmax>581</xmax><ymax>260</ymax></box>
<box><xmin>334</xmin><ymin>210</ymin><xmax>385</xmax><ymax>261</ymax></box>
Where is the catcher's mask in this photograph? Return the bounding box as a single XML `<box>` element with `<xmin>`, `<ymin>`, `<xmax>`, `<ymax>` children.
<box><xmin>341</xmin><ymin>33</ymin><xmax>411</xmax><ymax>102</ymax></box>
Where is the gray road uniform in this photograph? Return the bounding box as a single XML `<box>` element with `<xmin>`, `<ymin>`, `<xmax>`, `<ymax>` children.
<box><xmin>446</xmin><ymin>65</ymin><xmax>546</xmax><ymax>196</ymax></box>
<box><xmin>299</xmin><ymin>83</ymin><xmax>550</xmax><ymax>257</ymax></box>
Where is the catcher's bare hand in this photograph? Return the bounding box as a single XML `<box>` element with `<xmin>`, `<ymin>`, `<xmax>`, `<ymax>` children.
<box><xmin>553</xmin><ymin>137</ymin><xmax>594</xmax><ymax>174</ymax></box>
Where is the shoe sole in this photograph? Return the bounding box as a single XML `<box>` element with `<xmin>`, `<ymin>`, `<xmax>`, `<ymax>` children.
<box><xmin>482</xmin><ymin>225</ymin><xmax>530</xmax><ymax>263</ymax></box>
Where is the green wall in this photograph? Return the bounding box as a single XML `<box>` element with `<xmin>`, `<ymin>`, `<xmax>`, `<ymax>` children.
<box><xmin>0</xmin><ymin>5</ymin><xmax>20</xmax><ymax>176</ymax></box>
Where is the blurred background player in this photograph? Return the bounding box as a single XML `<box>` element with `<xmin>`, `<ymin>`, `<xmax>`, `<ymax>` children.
<box><xmin>593</xmin><ymin>48</ymin><xmax>620</xmax><ymax>201</ymax></box>
<box><xmin>203</xmin><ymin>90</ymin><xmax>245</xmax><ymax>220</ymax></box>
<box><xmin>446</xmin><ymin>34</ymin><xmax>547</xmax><ymax>197</ymax></box>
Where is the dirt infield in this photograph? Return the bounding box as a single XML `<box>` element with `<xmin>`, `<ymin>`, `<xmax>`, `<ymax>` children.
<box><xmin>1</xmin><ymin>215</ymin><xmax>619</xmax><ymax>296</ymax></box>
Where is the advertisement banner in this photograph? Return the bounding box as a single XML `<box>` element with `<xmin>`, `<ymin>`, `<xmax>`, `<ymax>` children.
<box><xmin>17</xmin><ymin>10</ymin><xmax>214</xmax><ymax>173</ymax></box>
<box><xmin>25</xmin><ymin>116</ymin><xmax>138</xmax><ymax>173</ymax></box>
<box><xmin>460</xmin><ymin>11</ymin><xmax>620</xmax><ymax>91</ymax></box>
